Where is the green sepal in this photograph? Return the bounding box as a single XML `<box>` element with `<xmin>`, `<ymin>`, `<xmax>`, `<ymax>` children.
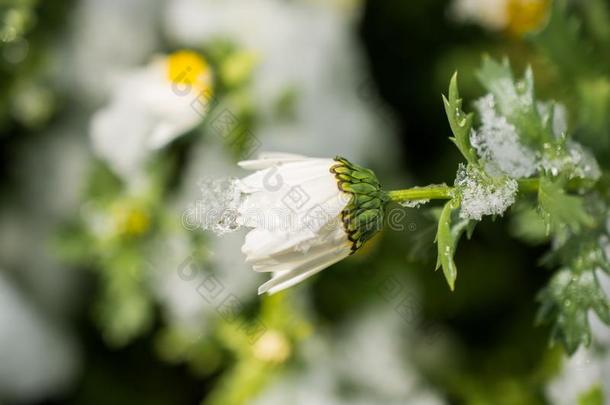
<box><xmin>331</xmin><ymin>157</ymin><xmax>388</xmax><ymax>253</ymax></box>
<box><xmin>340</xmin><ymin>182</ymin><xmax>379</xmax><ymax>195</ymax></box>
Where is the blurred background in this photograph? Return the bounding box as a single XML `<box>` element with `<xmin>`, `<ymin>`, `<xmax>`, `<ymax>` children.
<box><xmin>0</xmin><ymin>0</ymin><xmax>609</xmax><ymax>404</ymax></box>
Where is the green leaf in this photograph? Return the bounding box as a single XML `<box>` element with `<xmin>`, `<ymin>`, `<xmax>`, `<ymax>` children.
<box><xmin>476</xmin><ymin>57</ymin><xmax>550</xmax><ymax>145</ymax></box>
<box><xmin>435</xmin><ymin>199</ymin><xmax>472</xmax><ymax>291</ymax></box>
<box><xmin>509</xmin><ymin>203</ymin><xmax>550</xmax><ymax>245</ymax></box>
<box><xmin>542</xmin><ymin>228</ymin><xmax>610</xmax><ymax>276</ymax></box>
<box><xmin>537</xmin><ymin>177</ymin><xmax>594</xmax><ymax>234</ymax></box>
<box><xmin>578</xmin><ymin>384</ymin><xmax>604</xmax><ymax>405</ymax></box>
<box><xmin>442</xmin><ymin>72</ymin><xmax>478</xmax><ymax>164</ymax></box>
<box><xmin>529</xmin><ymin>0</ymin><xmax>596</xmax><ymax>78</ymax></box>
<box><xmin>537</xmin><ymin>268</ymin><xmax>610</xmax><ymax>354</ymax></box>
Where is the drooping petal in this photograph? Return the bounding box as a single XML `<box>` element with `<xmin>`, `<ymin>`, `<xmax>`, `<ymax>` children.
<box><xmin>257</xmin><ymin>246</ymin><xmax>351</xmax><ymax>295</ymax></box>
<box><xmin>251</xmin><ymin>233</ymin><xmax>350</xmax><ymax>273</ymax></box>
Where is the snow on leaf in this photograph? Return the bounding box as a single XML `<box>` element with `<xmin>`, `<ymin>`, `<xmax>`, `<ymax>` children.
<box><xmin>537</xmin><ymin>177</ymin><xmax>594</xmax><ymax>234</ymax></box>
<box><xmin>537</xmin><ymin>268</ymin><xmax>610</xmax><ymax>355</ymax></box>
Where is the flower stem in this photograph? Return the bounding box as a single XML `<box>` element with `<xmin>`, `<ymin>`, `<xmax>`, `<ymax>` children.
<box><xmin>387</xmin><ymin>185</ymin><xmax>453</xmax><ymax>203</ymax></box>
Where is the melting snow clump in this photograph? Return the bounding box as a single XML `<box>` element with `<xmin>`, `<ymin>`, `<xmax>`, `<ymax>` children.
<box><xmin>192</xmin><ymin>178</ymin><xmax>243</xmax><ymax>235</ymax></box>
<box><xmin>455</xmin><ymin>164</ymin><xmax>518</xmax><ymax>221</ymax></box>
<box><xmin>540</xmin><ymin>141</ymin><xmax>601</xmax><ymax>180</ymax></box>
<box><xmin>471</xmin><ymin>94</ymin><xmax>538</xmax><ymax>178</ymax></box>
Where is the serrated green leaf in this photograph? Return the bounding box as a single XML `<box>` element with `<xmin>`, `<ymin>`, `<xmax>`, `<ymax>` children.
<box><xmin>538</xmin><ymin>177</ymin><xmax>594</xmax><ymax>234</ymax></box>
<box><xmin>537</xmin><ymin>268</ymin><xmax>610</xmax><ymax>354</ymax></box>
<box><xmin>435</xmin><ymin>199</ymin><xmax>473</xmax><ymax>291</ymax></box>
<box><xmin>442</xmin><ymin>73</ymin><xmax>478</xmax><ymax>164</ymax></box>
<box><xmin>476</xmin><ymin>57</ymin><xmax>551</xmax><ymax>145</ymax></box>
<box><xmin>543</xmin><ymin>230</ymin><xmax>610</xmax><ymax>277</ymax></box>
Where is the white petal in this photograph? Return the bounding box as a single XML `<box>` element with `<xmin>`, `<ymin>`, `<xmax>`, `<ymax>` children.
<box><xmin>240</xmin><ymin>193</ymin><xmax>349</xmax><ymax>262</ymax></box>
<box><xmin>258</xmin><ymin>246</ymin><xmax>350</xmax><ymax>295</ymax></box>
<box><xmin>89</xmin><ymin>57</ymin><xmax>206</xmax><ymax>179</ymax></box>
<box><xmin>90</xmin><ymin>103</ymin><xmax>152</xmax><ymax>178</ymax></box>
<box><xmin>251</xmin><ymin>239</ymin><xmax>350</xmax><ymax>273</ymax></box>
<box><xmin>237</xmin><ymin>158</ymin><xmax>333</xmax><ymax>193</ymax></box>
<box><xmin>238</xmin><ymin>152</ymin><xmax>307</xmax><ymax>170</ymax></box>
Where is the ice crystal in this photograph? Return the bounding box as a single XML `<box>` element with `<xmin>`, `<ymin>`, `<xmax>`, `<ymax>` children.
<box><xmin>537</xmin><ymin>102</ymin><xmax>568</xmax><ymax>138</ymax></box>
<box><xmin>492</xmin><ymin>69</ymin><xmax>534</xmax><ymax>117</ymax></box>
<box><xmin>192</xmin><ymin>178</ymin><xmax>243</xmax><ymax>235</ymax></box>
<box><xmin>399</xmin><ymin>199</ymin><xmax>430</xmax><ymax>208</ymax></box>
<box><xmin>470</xmin><ymin>94</ymin><xmax>538</xmax><ymax>178</ymax></box>
<box><xmin>541</xmin><ymin>141</ymin><xmax>601</xmax><ymax>180</ymax></box>
<box><xmin>455</xmin><ymin>164</ymin><xmax>518</xmax><ymax>221</ymax></box>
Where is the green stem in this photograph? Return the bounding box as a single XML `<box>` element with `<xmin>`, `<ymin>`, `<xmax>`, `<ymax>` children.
<box><xmin>518</xmin><ymin>178</ymin><xmax>540</xmax><ymax>193</ymax></box>
<box><xmin>388</xmin><ymin>175</ymin><xmax>601</xmax><ymax>205</ymax></box>
<box><xmin>387</xmin><ymin>185</ymin><xmax>453</xmax><ymax>203</ymax></box>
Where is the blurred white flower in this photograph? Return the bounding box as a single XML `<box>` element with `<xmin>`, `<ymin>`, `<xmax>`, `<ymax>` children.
<box><xmin>236</xmin><ymin>154</ymin><xmax>353</xmax><ymax>295</ymax></box>
<box><xmin>451</xmin><ymin>0</ymin><xmax>549</xmax><ymax>34</ymax></box>
<box><xmin>0</xmin><ymin>272</ymin><xmax>79</xmax><ymax>402</ymax></box>
<box><xmin>164</xmin><ymin>0</ymin><xmax>399</xmax><ymax>165</ymax></box>
<box><xmin>67</xmin><ymin>0</ymin><xmax>163</xmax><ymax>103</ymax></box>
<box><xmin>90</xmin><ymin>51</ymin><xmax>213</xmax><ymax>181</ymax></box>
<box><xmin>546</xmin><ymin>348</ymin><xmax>605</xmax><ymax>405</ymax></box>
<box><xmin>451</xmin><ymin>0</ymin><xmax>509</xmax><ymax>31</ymax></box>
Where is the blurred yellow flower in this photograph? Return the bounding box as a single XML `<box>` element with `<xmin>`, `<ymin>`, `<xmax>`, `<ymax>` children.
<box><xmin>112</xmin><ymin>202</ymin><xmax>151</xmax><ymax>237</ymax></box>
<box><xmin>506</xmin><ymin>0</ymin><xmax>550</xmax><ymax>35</ymax></box>
<box><xmin>252</xmin><ymin>330</ymin><xmax>291</xmax><ymax>364</ymax></box>
<box><xmin>167</xmin><ymin>50</ymin><xmax>213</xmax><ymax>92</ymax></box>
<box><xmin>452</xmin><ymin>0</ymin><xmax>549</xmax><ymax>35</ymax></box>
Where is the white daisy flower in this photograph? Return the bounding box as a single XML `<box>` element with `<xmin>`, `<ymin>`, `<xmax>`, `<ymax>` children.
<box><xmin>234</xmin><ymin>153</ymin><xmax>387</xmax><ymax>295</ymax></box>
<box><xmin>90</xmin><ymin>50</ymin><xmax>214</xmax><ymax>181</ymax></box>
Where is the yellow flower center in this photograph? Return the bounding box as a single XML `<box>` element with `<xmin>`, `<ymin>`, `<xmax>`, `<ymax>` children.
<box><xmin>113</xmin><ymin>203</ymin><xmax>150</xmax><ymax>237</ymax></box>
<box><xmin>166</xmin><ymin>50</ymin><xmax>212</xmax><ymax>91</ymax></box>
<box><xmin>506</xmin><ymin>0</ymin><xmax>550</xmax><ymax>35</ymax></box>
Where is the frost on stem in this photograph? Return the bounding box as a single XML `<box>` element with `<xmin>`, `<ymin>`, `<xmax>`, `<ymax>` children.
<box><xmin>455</xmin><ymin>164</ymin><xmax>518</xmax><ymax>221</ymax></box>
<box><xmin>399</xmin><ymin>199</ymin><xmax>430</xmax><ymax>208</ymax></box>
<box><xmin>470</xmin><ymin>94</ymin><xmax>538</xmax><ymax>178</ymax></box>
<box><xmin>192</xmin><ymin>178</ymin><xmax>243</xmax><ymax>235</ymax></box>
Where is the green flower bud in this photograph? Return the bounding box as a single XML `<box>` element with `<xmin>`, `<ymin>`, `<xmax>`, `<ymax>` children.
<box><xmin>330</xmin><ymin>157</ymin><xmax>388</xmax><ymax>253</ymax></box>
